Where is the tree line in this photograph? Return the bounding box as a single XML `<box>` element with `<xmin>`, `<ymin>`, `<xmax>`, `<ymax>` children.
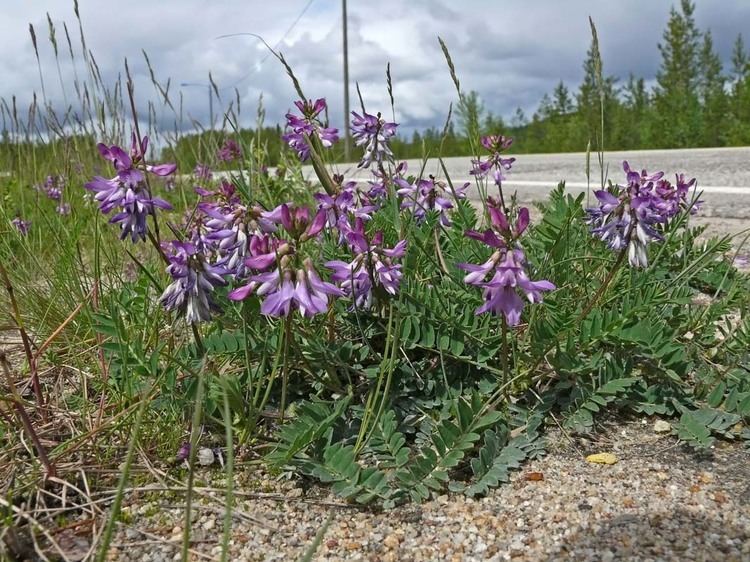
<box><xmin>418</xmin><ymin>0</ymin><xmax>750</xmax><ymax>156</ymax></box>
<box><xmin>168</xmin><ymin>0</ymin><xmax>749</xmax><ymax>168</ymax></box>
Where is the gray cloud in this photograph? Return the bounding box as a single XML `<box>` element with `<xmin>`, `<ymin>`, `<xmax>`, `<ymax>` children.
<box><xmin>1</xmin><ymin>0</ymin><xmax>748</xmax><ymax>137</ymax></box>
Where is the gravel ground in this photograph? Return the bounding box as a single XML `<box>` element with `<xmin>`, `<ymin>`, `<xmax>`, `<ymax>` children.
<box><xmin>105</xmin><ymin>420</ymin><xmax>750</xmax><ymax>562</ymax></box>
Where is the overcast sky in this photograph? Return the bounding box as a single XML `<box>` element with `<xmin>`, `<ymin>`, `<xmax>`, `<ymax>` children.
<box><xmin>2</xmin><ymin>0</ymin><xmax>749</xmax><ymax>135</ymax></box>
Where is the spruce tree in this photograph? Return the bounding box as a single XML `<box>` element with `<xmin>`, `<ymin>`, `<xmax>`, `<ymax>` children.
<box><xmin>653</xmin><ymin>0</ymin><xmax>701</xmax><ymax>148</ymax></box>
<box><xmin>731</xmin><ymin>34</ymin><xmax>748</xmax><ymax>83</ymax></box>
<box><xmin>552</xmin><ymin>81</ymin><xmax>574</xmax><ymax>115</ymax></box>
<box><xmin>456</xmin><ymin>90</ymin><xmax>485</xmax><ymax>140</ymax></box>
<box><xmin>621</xmin><ymin>74</ymin><xmax>650</xmax><ymax>149</ymax></box>
<box><xmin>511</xmin><ymin>107</ymin><xmax>527</xmax><ymax>128</ymax></box>
<box><xmin>728</xmin><ymin>33</ymin><xmax>750</xmax><ymax>144</ymax></box>
<box><xmin>697</xmin><ymin>30</ymin><xmax>727</xmax><ymax>146</ymax></box>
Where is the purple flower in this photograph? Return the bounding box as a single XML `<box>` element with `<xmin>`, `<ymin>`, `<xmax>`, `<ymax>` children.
<box><xmin>234</xmin><ymin>258</ymin><xmax>342</xmax><ymax>318</ymax></box>
<box><xmin>85</xmin><ymin>134</ymin><xmax>175</xmax><ymax>242</ymax></box>
<box><xmin>263</xmin><ymin>203</ymin><xmax>327</xmax><ymax>242</ymax></box>
<box><xmin>294</xmin><ymin>259</ymin><xmax>345</xmax><ymax>317</ymax></box>
<box><xmin>351</xmin><ymin>111</ymin><xmax>398</xmax><ymax>168</ymax></box>
<box><xmin>12</xmin><ymin>216</ymin><xmax>31</xmax><ymax>236</ymax></box>
<box><xmin>473</xmin><ymin>250</ymin><xmax>555</xmax><ymax>325</ymax></box>
<box><xmin>282</xmin><ymin>98</ymin><xmax>339</xmax><ymax>161</ymax></box>
<box><xmin>326</xmin><ymin>219</ymin><xmax>406</xmax><ymax>309</ymax></box>
<box><xmin>56</xmin><ymin>203</ymin><xmax>71</xmax><ymax>216</ymax></box>
<box><xmin>459</xmin><ymin>257</ymin><xmax>498</xmax><ymax>286</ymax></box>
<box><xmin>258</xmin><ymin>269</ymin><xmax>295</xmax><ymax>317</ymax></box>
<box><xmin>586</xmin><ymin>161</ymin><xmax>697</xmax><ymax>268</ymax></box>
<box><xmin>471</xmin><ymin>135</ymin><xmax>516</xmax><ymax>185</ymax></box>
<box><xmin>199</xmin><ymin>201</ymin><xmax>278</xmax><ymax>277</ymax></box>
<box><xmin>107</xmin><ymin>185</ymin><xmax>173</xmax><ymax>242</ymax></box>
<box><xmin>314</xmin><ymin>176</ymin><xmax>377</xmax><ymax>243</ymax></box>
<box><xmin>217</xmin><ymin>138</ymin><xmax>242</xmax><ymax>162</ymax></box>
<box><xmin>159</xmin><ymin>241</ymin><xmax>227</xmax><ymax>323</ymax></box>
<box><xmin>194</xmin><ymin>163</ymin><xmax>212</xmax><ymax>182</ymax></box>
<box><xmin>43</xmin><ymin>175</ymin><xmax>65</xmax><ymax>200</ymax></box>
<box><xmin>459</xmin><ymin>248</ymin><xmax>554</xmax><ymax>326</ymax></box>
<box><xmin>458</xmin><ymin>206</ymin><xmax>553</xmax><ymax>326</ymax></box>
<box><xmin>398</xmin><ymin>176</ymin><xmax>468</xmax><ymax>226</ymax></box>
<box><xmin>176</xmin><ymin>442</ymin><xmax>190</xmax><ymax>463</ymax></box>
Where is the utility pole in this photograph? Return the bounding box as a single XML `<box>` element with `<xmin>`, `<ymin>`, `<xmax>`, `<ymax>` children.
<box><xmin>342</xmin><ymin>0</ymin><xmax>351</xmax><ymax>161</ymax></box>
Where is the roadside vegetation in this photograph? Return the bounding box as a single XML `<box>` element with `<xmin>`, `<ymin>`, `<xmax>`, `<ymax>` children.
<box><xmin>1</xmin><ymin>2</ymin><xmax>749</xmax><ymax>560</ymax></box>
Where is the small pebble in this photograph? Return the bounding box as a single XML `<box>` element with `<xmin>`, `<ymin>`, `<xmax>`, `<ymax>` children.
<box><xmin>197</xmin><ymin>447</ymin><xmax>215</xmax><ymax>466</ymax></box>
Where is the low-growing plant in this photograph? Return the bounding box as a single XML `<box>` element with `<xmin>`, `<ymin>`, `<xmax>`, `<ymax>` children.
<box><xmin>1</xmin><ymin>19</ymin><xmax>749</xmax><ymax>562</ymax></box>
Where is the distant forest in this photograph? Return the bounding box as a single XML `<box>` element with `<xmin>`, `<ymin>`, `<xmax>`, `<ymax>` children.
<box><xmin>166</xmin><ymin>0</ymin><xmax>750</xmax><ymax>168</ymax></box>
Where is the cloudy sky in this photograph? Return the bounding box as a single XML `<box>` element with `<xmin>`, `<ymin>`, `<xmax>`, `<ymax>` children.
<box><xmin>2</xmin><ymin>0</ymin><xmax>749</xmax><ymax>135</ymax></box>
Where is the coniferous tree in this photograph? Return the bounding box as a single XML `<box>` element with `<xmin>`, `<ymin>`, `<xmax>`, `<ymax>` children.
<box><xmin>731</xmin><ymin>34</ymin><xmax>749</xmax><ymax>84</ymax></box>
<box><xmin>511</xmin><ymin>107</ymin><xmax>528</xmax><ymax>128</ymax></box>
<box><xmin>653</xmin><ymin>0</ymin><xmax>701</xmax><ymax>148</ymax></box>
<box><xmin>482</xmin><ymin>112</ymin><xmax>505</xmax><ymax>136</ymax></box>
<box><xmin>528</xmin><ymin>94</ymin><xmax>553</xmax><ymax>151</ymax></box>
<box><xmin>727</xmin><ymin>34</ymin><xmax>750</xmax><ymax>144</ymax></box>
<box><xmin>620</xmin><ymin>74</ymin><xmax>650</xmax><ymax>149</ymax></box>
<box><xmin>456</xmin><ymin>90</ymin><xmax>485</xmax><ymax>140</ymax></box>
<box><xmin>697</xmin><ymin>30</ymin><xmax>727</xmax><ymax>146</ymax></box>
<box><xmin>552</xmin><ymin>81</ymin><xmax>574</xmax><ymax>115</ymax></box>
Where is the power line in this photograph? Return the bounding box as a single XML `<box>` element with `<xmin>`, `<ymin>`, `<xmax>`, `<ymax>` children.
<box><xmin>217</xmin><ymin>0</ymin><xmax>316</xmax><ymax>92</ymax></box>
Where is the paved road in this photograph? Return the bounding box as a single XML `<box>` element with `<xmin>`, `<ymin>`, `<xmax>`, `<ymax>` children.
<box><xmin>313</xmin><ymin>147</ymin><xmax>750</xmax><ymax>224</ymax></box>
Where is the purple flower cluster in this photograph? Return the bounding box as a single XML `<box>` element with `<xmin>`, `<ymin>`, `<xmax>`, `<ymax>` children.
<box><xmin>85</xmin><ymin>134</ymin><xmax>176</xmax><ymax>242</ymax></box>
<box><xmin>283</xmin><ymin>98</ymin><xmax>339</xmax><ymax>161</ymax></box>
<box><xmin>34</xmin><ymin>175</ymin><xmax>71</xmax><ymax>215</ymax></box>
<box><xmin>326</xmin><ymin>219</ymin><xmax>406</xmax><ymax>309</ymax></box>
<box><xmin>459</xmin><ymin>204</ymin><xmax>554</xmax><ymax>326</ymax></box>
<box><xmin>257</xmin><ymin>258</ymin><xmax>344</xmax><ymax>317</ymax></box>
<box><xmin>158</xmin><ymin>241</ymin><xmax>228</xmax><ymax>324</ymax></box>
<box><xmin>351</xmin><ymin>111</ymin><xmax>397</xmax><ymax>169</ymax></box>
<box><xmin>586</xmin><ymin>161</ymin><xmax>697</xmax><ymax>268</ymax></box>
<box><xmin>12</xmin><ymin>216</ymin><xmax>31</xmax><ymax>236</ymax></box>
<box><xmin>42</xmin><ymin>175</ymin><xmax>65</xmax><ymax>201</ymax></box>
<box><xmin>471</xmin><ymin>135</ymin><xmax>516</xmax><ymax>185</ymax></box>
<box><xmin>366</xmin><ymin>161</ymin><xmax>405</xmax><ymax>200</ymax></box>
<box><xmin>217</xmin><ymin>138</ymin><xmax>242</xmax><ymax>162</ymax></box>
<box><xmin>225</xmin><ymin>203</ymin><xmax>345</xmax><ymax>318</ymax></box>
<box><xmin>197</xmin><ymin>191</ymin><xmax>278</xmax><ymax>278</ymax></box>
<box><xmin>315</xmin><ymin>175</ymin><xmax>377</xmax><ymax>234</ymax></box>
<box><xmin>397</xmin><ymin>175</ymin><xmax>469</xmax><ymax>226</ymax></box>
<box><xmin>194</xmin><ymin>163</ymin><xmax>213</xmax><ymax>182</ymax></box>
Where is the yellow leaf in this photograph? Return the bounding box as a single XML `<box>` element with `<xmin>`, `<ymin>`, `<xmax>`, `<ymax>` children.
<box><xmin>585</xmin><ymin>452</ymin><xmax>618</xmax><ymax>465</ymax></box>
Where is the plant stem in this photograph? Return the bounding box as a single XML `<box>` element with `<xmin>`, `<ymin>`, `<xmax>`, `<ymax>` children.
<box><xmin>220</xmin><ymin>383</ymin><xmax>235</xmax><ymax>562</ymax></box>
<box><xmin>0</xmin><ymin>351</ymin><xmax>55</xmax><ymax>478</ymax></box>
<box><xmin>355</xmin><ymin>303</ymin><xmax>394</xmax><ymax>453</ymax></box>
<box><xmin>280</xmin><ymin>315</ymin><xmax>293</xmax><ymax>423</ymax></box>
<box><xmin>182</xmin><ymin>323</ymin><xmax>207</xmax><ymax>562</ymax></box>
<box><xmin>577</xmin><ymin>242</ymin><xmax>628</xmax><ymax>322</ymax></box>
<box><xmin>182</xmin><ymin>359</ymin><xmax>205</xmax><ymax>562</ymax></box>
<box><xmin>501</xmin><ymin>316</ymin><xmax>509</xmax><ymax>395</ymax></box>
<box><xmin>524</xmin><ymin>236</ymin><xmax>630</xmax><ymax>388</ymax></box>
<box><xmin>0</xmin><ymin>261</ymin><xmax>44</xmax><ymax>407</ymax></box>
